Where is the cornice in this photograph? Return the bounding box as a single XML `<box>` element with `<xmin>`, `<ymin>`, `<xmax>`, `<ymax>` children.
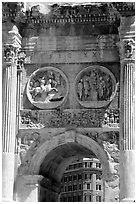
<box><xmin>2</xmin><ymin>2</ymin><xmax>135</xmax><ymax>25</ymax></box>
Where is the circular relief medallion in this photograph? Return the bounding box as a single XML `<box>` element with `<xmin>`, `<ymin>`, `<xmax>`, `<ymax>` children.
<box><xmin>75</xmin><ymin>66</ymin><xmax>117</xmax><ymax>108</ymax></box>
<box><xmin>27</xmin><ymin>67</ymin><xmax>69</xmax><ymax>109</ymax></box>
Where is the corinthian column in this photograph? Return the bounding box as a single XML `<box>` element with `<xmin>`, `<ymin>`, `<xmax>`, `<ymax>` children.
<box><xmin>2</xmin><ymin>25</ymin><xmax>22</xmax><ymax>201</ymax></box>
<box><xmin>118</xmin><ymin>16</ymin><xmax>135</xmax><ymax>202</ymax></box>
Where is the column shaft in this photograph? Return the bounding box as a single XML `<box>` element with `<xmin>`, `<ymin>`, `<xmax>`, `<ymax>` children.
<box><xmin>2</xmin><ymin>25</ymin><xmax>22</xmax><ymax>201</ymax></box>
<box><xmin>120</xmin><ymin>61</ymin><xmax>135</xmax><ymax>202</ymax></box>
<box><xmin>118</xmin><ymin>16</ymin><xmax>135</xmax><ymax>202</ymax></box>
<box><xmin>2</xmin><ymin>63</ymin><xmax>17</xmax><ymax>201</ymax></box>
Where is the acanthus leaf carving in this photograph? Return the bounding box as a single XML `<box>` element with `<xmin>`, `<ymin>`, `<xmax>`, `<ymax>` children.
<box><xmin>4</xmin><ymin>44</ymin><xmax>19</xmax><ymax>63</ymax></box>
<box><xmin>123</xmin><ymin>39</ymin><xmax>135</xmax><ymax>59</ymax></box>
<box><xmin>3</xmin><ymin>43</ymin><xmax>26</xmax><ymax>70</ymax></box>
<box><xmin>117</xmin><ymin>39</ymin><xmax>135</xmax><ymax>60</ymax></box>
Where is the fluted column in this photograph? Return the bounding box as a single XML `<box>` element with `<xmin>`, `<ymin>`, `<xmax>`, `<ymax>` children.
<box><xmin>118</xmin><ymin>16</ymin><xmax>135</xmax><ymax>202</ymax></box>
<box><xmin>2</xmin><ymin>25</ymin><xmax>22</xmax><ymax>201</ymax></box>
<box><xmin>14</xmin><ymin>60</ymin><xmax>24</xmax><ymax>191</ymax></box>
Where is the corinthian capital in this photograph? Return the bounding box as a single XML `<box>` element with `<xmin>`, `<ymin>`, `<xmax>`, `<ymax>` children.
<box><xmin>3</xmin><ymin>25</ymin><xmax>22</xmax><ymax>64</ymax></box>
<box><xmin>117</xmin><ymin>38</ymin><xmax>135</xmax><ymax>60</ymax></box>
<box><xmin>4</xmin><ymin>44</ymin><xmax>20</xmax><ymax>63</ymax></box>
<box><xmin>123</xmin><ymin>39</ymin><xmax>135</xmax><ymax>59</ymax></box>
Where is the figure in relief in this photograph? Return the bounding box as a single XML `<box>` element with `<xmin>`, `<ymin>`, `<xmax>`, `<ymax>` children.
<box><xmin>77</xmin><ymin>68</ymin><xmax>113</xmax><ymax>102</ymax></box>
<box><xmin>28</xmin><ymin>69</ymin><xmax>66</xmax><ymax>104</ymax></box>
<box><xmin>89</xmin><ymin>71</ymin><xmax>98</xmax><ymax>101</ymax></box>
<box><xmin>77</xmin><ymin>79</ymin><xmax>83</xmax><ymax>100</ymax></box>
<box><xmin>83</xmin><ymin>77</ymin><xmax>90</xmax><ymax>100</ymax></box>
<box><xmin>98</xmin><ymin>76</ymin><xmax>106</xmax><ymax>100</ymax></box>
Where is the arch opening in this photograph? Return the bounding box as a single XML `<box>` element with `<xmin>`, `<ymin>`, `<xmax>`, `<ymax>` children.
<box><xmin>39</xmin><ymin>142</ymin><xmax>97</xmax><ymax>182</ymax></box>
<box><xmin>16</xmin><ymin>131</ymin><xmax>117</xmax><ymax>202</ymax></box>
<box><xmin>38</xmin><ymin>142</ymin><xmax>104</xmax><ymax>202</ymax></box>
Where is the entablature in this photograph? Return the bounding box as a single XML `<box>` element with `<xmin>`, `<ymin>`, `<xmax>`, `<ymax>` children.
<box><xmin>2</xmin><ymin>2</ymin><xmax>135</xmax><ymax>37</ymax></box>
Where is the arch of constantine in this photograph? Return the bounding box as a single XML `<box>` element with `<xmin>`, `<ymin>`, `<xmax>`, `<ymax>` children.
<box><xmin>2</xmin><ymin>2</ymin><xmax>135</xmax><ymax>202</ymax></box>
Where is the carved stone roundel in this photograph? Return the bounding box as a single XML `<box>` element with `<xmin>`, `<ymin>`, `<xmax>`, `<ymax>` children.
<box><xmin>27</xmin><ymin>67</ymin><xmax>69</xmax><ymax>109</ymax></box>
<box><xmin>75</xmin><ymin>66</ymin><xmax>117</xmax><ymax>108</ymax></box>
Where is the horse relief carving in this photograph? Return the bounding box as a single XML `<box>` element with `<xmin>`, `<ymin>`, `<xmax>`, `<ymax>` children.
<box><xmin>75</xmin><ymin>66</ymin><xmax>117</xmax><ymax>108</ymax></box>
<box><xmin>27</xmin><ymin>67</ymin><xmax>68</xmax><ymax>109</ymax></box>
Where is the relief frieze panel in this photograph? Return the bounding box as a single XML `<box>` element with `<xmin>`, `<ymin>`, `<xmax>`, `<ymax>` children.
<box><xmin>102</xmin><ymin>109</ymin><xmax>119</xmax><ymax>128</ymax></box>
<box><xmin>20</xmin><ymin>108</ymin><xmax>119</xmax><ymax>129</ymax></box>
<box><xmin>21</xmin><ymin>109</ymin><xmax>106</xmax><ymax>129</ymax></box>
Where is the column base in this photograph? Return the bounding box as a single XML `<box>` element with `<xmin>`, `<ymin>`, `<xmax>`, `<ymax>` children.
<box><xmin>14</xmin><ymin>175</ymin><xmax>43</xmax><ymax>202</ymax></box>
<box><xmin>2</xmin><ymin>152</ymin><xmax>15</xmax><ymax>201</ymax></box>
<box><xmin>120</xmin><ymin>150</ymin><xmax>135</xmax><ymax>202</ymax></box>
<box><xmin>121</xmin><ymin>198</ymin><xmax>135</xmax><ymax>202</ymax></box>
<box><xmin>2</xmin><ymin>198</ymin><xmax>15</xmax><ymax>202</ymax></box>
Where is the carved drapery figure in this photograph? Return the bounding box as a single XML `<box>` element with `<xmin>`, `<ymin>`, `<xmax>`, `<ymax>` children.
<box><xmin>102</xmin><ymin>109</ymin><xmax>119</xmax><ymax>128</ymax></box>
<box><xmin>76</xmin><ymin>68</ymin><xmax>114</xmax><ymax>102</ymax></box>
<box><xmin>20</xmin><ymin>109</ymin><xmax>106</xmax><ymax>128</ymax></box>
<box><xmin>18</xmin><ymin>132</ymin><xmax>44</xmax><ymax>174</ymax></box>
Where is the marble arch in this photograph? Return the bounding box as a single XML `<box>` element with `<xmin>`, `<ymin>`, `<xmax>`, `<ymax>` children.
<box><xmin>2</xmin><ymin>2</ymin><xmax>135</xmax><ymax>202</ymax></box>
<box><xmin>20</xmin><ymin>130</ymin><xmax>113</xmax><ymax>180</ymax></box>
<box><xmin>15</xmin><ymin>130</ymin><xmax>118</xmax><ymax>202</ymax></box>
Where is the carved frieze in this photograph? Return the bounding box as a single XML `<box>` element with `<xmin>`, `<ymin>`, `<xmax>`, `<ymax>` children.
<box><xmin>102</xmin><ymin>109</ymin><xmax>119</xmax><ymax>128</ymax></box>
<box><xmin>75</xmin><ymin>66</ymin><xmax>118</xmax><ymax>108</ymax></box>
<box><xmin>26</xmin><ymin>67</ymin><xmax>69</xmax><ymax>109</ymax></box>
<box><xmin>20</xmin><ymin>109</ymin><xmax>106</xmax><ymax>128</ymax></box>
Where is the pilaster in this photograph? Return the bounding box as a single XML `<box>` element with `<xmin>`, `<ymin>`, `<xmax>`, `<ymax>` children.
<box><xmin>118</xmin><ymin>16</ymin><xmax>135</xmax><ymax>202</ymax></box>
